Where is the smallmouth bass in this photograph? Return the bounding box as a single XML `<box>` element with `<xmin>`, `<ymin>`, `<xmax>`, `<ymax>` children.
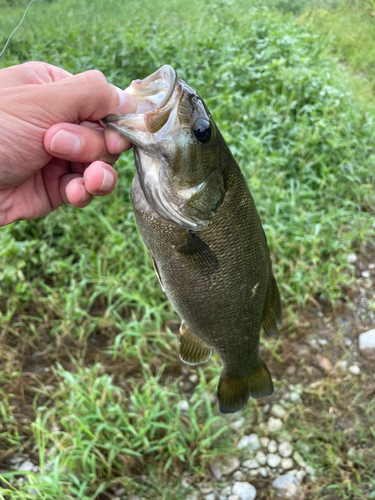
<box><xmin>104</xmin><ymin>66</ymin><xmax>282</xmax><ymax>413</ymax></box>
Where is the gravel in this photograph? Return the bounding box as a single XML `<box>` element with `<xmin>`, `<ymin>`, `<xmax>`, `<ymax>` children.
<box><xmin>255</xmin><ymin>451</ymin><xmax>267</xmax><ymax>465</ymax></box>
<box><xmin>281</xmin><ymin>458</ymin><xmax>294</xmax><ymax>470</ymax></box>
<box><xmin>348</xmin><ymin>364</ymin><xmax>361</xmax><ymax>375</ymax></box>
<box><xmin>359</xmin><ymin>329</ymin><xmax>375</xmax><ymax>359</ymax></box>
<box><xmin>292</xmin><ymin>452</ymin><xmax>307</xmax><ymax>468</ymax></box>
<box><xmin>268</xmin><ymin>440</ymin><xmax>278</xmax><ymax>453</ymax></box>
<box><xmin>270</xmin><ymin>404</ymin><xmax>286</xmax><ymax>419</ymax></box>
<box><xmin>278</xmin><ymin>441</ymin><xmax>293</xmax><ymax>458</ymax></box>
<box><xmin>243</xmin><ymin>459</ymin><xmax>259</xmax><ymax>469</ymax></box>
<box><xmin>231</xmin><ymin>418</ymin><xmax>246</xmax><ymax>431</ymax></box>
<box><xmin>272</xmin><ymin>474</ymin><xmax>300</xmax><ymax>498</ymax></box>
<box><xmin>267</xmin><ymin>453</ymin><xmax>281</xmax><ymax>468</ymax></box>
<box><xmin>267</xmin><ymin>418</ymin><xmax>283</xmax><ymax>432</ymax></box>
<box><xmin>232</xmin><ymin>482</ymin><xmax>257</xmax><ymax>500</ymax></box>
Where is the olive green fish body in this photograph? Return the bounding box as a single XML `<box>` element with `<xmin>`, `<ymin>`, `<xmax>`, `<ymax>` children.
<box><xmin>104</xmin><ymin>66</ymin><xmax>282</xmax><ymax>413</ymax></box>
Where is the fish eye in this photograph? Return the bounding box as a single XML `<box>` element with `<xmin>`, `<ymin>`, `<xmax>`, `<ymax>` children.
<box><xmin>193</xmin><ymin>119</ymin><xmax>212</xmax><ymax>144</ymax></box>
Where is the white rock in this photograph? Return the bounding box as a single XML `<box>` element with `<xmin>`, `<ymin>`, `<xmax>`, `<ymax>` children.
<box><xmin>289</xmin><ymin>392</ymin><xmax>302</xmax><ymax>403</ymax></box>
<box><xmin>281</xmin><ymin>458</ymin><xmax>294</xmax><ymax>470</ymax></box>
<box><xmin>295</xmin><ymin>470</ymin><xmax>306</xmax><ymax>483</ymax></box>
<box><xmin>219</xmin><ymin>496</ymin><xmax>227</xmax><ymax>500</ymax></box>
<box><xmin>248</xmin><ymin>433</ymin><xmax>261</xmax><ymax>451</ymax></box>
<box><xmin>347</xmin><ymin>253</ymin><xmax>357</xmax><ymax>263</ymax></box>
<box><xmin>237</xmin><ymin>436</ymin><xmax>252</xmax><ymax>450</ymax></box>
<box><xmin>267</xmin><ymin>454</ymin><xmax>281</xmax><ymax>468</ymax></box>
<box><xmin>260</xmin><ymin>437</ymin><xmax>270</xmax><ymax>448</ymax></box>
<box><xmin>189</xmin><ymin>374</ymin><xmax>199</xmax><ymax>383</ymax></box>
<box><xmin>271</xmin><ymin>404</ymin><xmax>286</xmax><ymax>419</ymax></box>
<box><xmin>361</xmin><ymin>271</ymin><xmax>371</xmax><ymax>278</ymax></box>
<box><xmin>232</xmin><ymin>482</ymin><xmax>257</xmax><ymax>500</ymax></box>
<box><xmin>292</xmin><ymin>452</ymin><xmax>307</xmax><ymax>468</ymax></box>
<box><xmin>267</xmin><ymin>418</ymin><xmax>283</xmax><ymax>432</ymax></box>
<box><xmin>369</xmin><ymin>263</ymin><xmax>375</xmax><ymax>270</ymax></box>
<box><xmin>228</xmin><ymin>496</ymin><xmax>240</xmax><ymax>500</ymax></box>
<box><xmin>268</xmin><ymin>440</ymin><xmax>278</xmax><ymax>453</ymax></box>
<box><xmin>233</xmin><ymin>471</ymin><xmax>244</xmax><ymax>481</ymax></box>
<box><xmin>176</xmin><ymin>400</ymin><xmax>189</xmax><ymax>412</ymax></box>
<box><xmin>205</xmin><ymin>494</ymin><xmax>216</xmax><ymax>500</ymax></box>
<box><xmin>359</xmin><ymin>329</ymin><xmax>375</xmax><ymax>357</ymax></box>
<box><xmin>17</xmin><ymin>460</ymin><xmax>38</xmax><ymax>472</ymax></box>
<box><xmin>263</xmin><ymin>404</ymin><xmax>271</xmax><ymax>414</ymax></box>
<box><xmin>279</xmin><ymin>441</ymin><xmax>293</xmax><ymax>458</ymax></box>
<box><xmin>243</xmin><ymin>459</ymin><xmax>259</xmax><ymax>469</ymax></box>
<box><xmin>182</xmin><ymin>479</ymin><xmax>191</xmax><ymax>489</ymax></box>
<box><xmin>258</xmin><ymin>467</ymin><xmax>268</xmax><ymax>478</ymax></box>
<box><xmin>349</xmin><ymin>365</ymin><xmax>361</xmax><ymax>375</ymax></box>
<box><xmin>255</xmin><ymin>451</ymin><xmax>267</xmax><ymax>465</ymax></box>
<box><xmin>347</xmin><ymin>447</ymin><xmax>356</xmax><ymax>458</ymax></box>
<box><xmin>231</xmin><ymin>417</ymin><xmax>246</xmax><ymax>431</ymax></box>
<box><xmin>272</xmin><ymin>475</ymin><xmax>300</xmax><ymax>498</ymax></box>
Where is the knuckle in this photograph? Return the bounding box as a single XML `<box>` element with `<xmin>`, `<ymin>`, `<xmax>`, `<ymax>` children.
<box><xmin>84</xmin><ymin>70</ymin><xmax>108</xmax><ymax>94</ymax></box>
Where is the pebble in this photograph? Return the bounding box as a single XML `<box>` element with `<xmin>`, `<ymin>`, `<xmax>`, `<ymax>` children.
<box><xmin>292</xmin><ymin>452</ymin><xmax>307</xmax><ymax>468</ymax></box>
<box><xmin>271</xmin><ymin>404</ymin><xmax>286</xmax><ymax>419</ymax></box>
<box><xmin>369</xmin><ymin>263</ymin><xmax>375</xmax><ymax>270</ymax></box>
<box><xmin>272</xmin><ymin>474</ymin><xmax>300</xmax><ymax>498</ymax></box>
<box><xmin>289</xmin><ymin>392</ymin><xmax>302</xmax><ymax>403</ymax></box>
<box><xmin>359</xmin><ymin>329</ymin><xmax>375</xmax><ymax>360</ymax></box>
<box><xmin>267</xmin><ymin>418</ymin><xmax>283</xmax><ymax>432</ymax></box>
<box><xmin>268</xmin><ymin>440</ymin><xmax>278</xmax><ymax>453</ymax></box>
<box><xmin>233</xmin><ymin>471</ymin><xmax>244</xmax><ymax>481</ymax></box>
<box><xmin>258</xmin><ymin>467</ymin><xmax>268</xmax><ymax>478</ymax></box>
<box><xmin>205</xmin><ymin>494</ymin><xmax>216</xmax><ymax>500</ymax></box>
<box><xmin>295</xmin><ymin>470</ymin><xmax>306</xmax><ymax>483</ymax></box>
<box><xmin>260</xmin><ymin>437</ymin><xmax>270</xmax><ymax>448</ymax></box>
<box><xmin>219</xmin><ymin>496</ymin><xmax>227</xmax><ymax>500</ymax></box>
<box><xmin>232</xmin><ymin>482</ymin><xmax>257</xmax><ymax>500</ymax></box>
<box><xmin>263</xmin><ymin>403</ymin><xmax>271</xmax><ymax>414</ymax></box>
<box><xmin>16</xmin><ymin>460</ymin><xmax>38</xmax><ymax>473</ymax></box>
<box><xmin>361</xmin><ymin>271</ymin><xmax>371</xmax><ymax>278</ymax></box>
<box><xmin>228</xmin><ymin>496</ymin><xmax>240</xmax><ymax>500</ymax></box>
<box><xmin>222</xmin><ymin>457</ymin><xmax>241</xmax><ymax>476</ymax></box>
<box><xmin>189</xmin><ymin>374</ymin><xmax>199</xmax><ymax>384</ymax></box>
<box><xmin>231</xmin><ymin>418</ymin><xmax>246</xmax><ymax>431</ymax></box>
<box><xmin>279</xmin><ymin>441</ymin><xmax>293</xmax><ymax>458</ymax></box>
<box><xmin>176</xmin><ymin>400</ymin><xmax>189</xmax><ymax>412</ymax></box>
<box><xmin>267</xmin><ymin>453</ymin><xmax>281</xmax><ymax>468</ymax></box>
<box><xmin>347</xmin><ymin>253</ymin><xmax>357</xmax><ymax>263</ymax></box>
<box><xmin>281</xmin><ymin>458</ymin><xmax>294</xmax><ymax>470</ymax></box>
<box><xmin>349</xmin><ymin>365</ymin><xmax>361</xmax><ymax>375</ymax></box>
<box><xmin>255</xmin><ymin>451</ymin><xmax>267</xmax><ymax>465</ymax></box>
<box><xmin>243</xmin><ymin>458</ymin><xmax>259</xmax><ymax>469</ymax></box>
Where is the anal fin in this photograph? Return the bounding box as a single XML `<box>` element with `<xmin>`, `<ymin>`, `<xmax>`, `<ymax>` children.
<box><xmin>217</xmin><ymin>358</ymin><xmax>273</xmax><ymax>414</ymax></box>
<box><xmin>179</xmin><ymin>323</ymin><xmax>212</xmax><ymax>365</ymax></box>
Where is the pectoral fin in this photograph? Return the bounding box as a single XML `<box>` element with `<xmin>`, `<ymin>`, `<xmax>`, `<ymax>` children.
<box><xmin>179</xmin><ymin>323</ymin><xmax>212</xmax><ymax>365</ymax></box>
<box><xmin>261</xmin><ymin>274</ymin><xmax>282</xmax><ymax>338</ymax></box>
<box><xmin>175</xmin><ymin>231</ymin><xmax>219</xmax><ymax>275</ymax></box>
<box><xmin>217</xmin><ymin>358</ymin><xmax>273</xmax><ymax>414</ymax></box>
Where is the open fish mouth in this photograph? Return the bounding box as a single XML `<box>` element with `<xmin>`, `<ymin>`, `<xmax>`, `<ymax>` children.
<box><xmin>103</xmin><ymin>65</ymin><xmax>182</xmax><ymax>145</ymax></box>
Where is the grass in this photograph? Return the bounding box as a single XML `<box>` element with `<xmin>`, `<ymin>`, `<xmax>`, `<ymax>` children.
<box><xmin>0</xmin><ymin>0</ymin><xmax>375</xmax><ymax>499</ymax></box>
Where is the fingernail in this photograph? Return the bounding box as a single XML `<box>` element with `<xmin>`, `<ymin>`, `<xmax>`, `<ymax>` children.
<box><xmin>50</xmin><ymin>130</ymin><xmax>81</xmax><ymax>156</ymax></box>
<box><xmin>80</xmin><ymin>186</ymin><xmax>91</xmax><ymax>202</ymax></box>
<box><xmin>113</xmin><ymin>85</ymin><xmax>137</xmax><ymax>115</ymax></box>
<box><xmin>99</xmin><ymin>169</ymin><xmax>114</xmax><ymax>191</ymax></box>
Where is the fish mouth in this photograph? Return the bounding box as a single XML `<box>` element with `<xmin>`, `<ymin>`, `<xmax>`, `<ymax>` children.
<box><xmin>103</xmin><ymin>65</ymin><xmax>181</xmax><ymax>145</ymax></box>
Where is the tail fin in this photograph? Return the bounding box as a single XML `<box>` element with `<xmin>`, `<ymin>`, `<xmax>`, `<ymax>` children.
<box><xmin>217</xmin><ymin>359</ymin><xmax>273</xmax><ymax>414</ymax></box>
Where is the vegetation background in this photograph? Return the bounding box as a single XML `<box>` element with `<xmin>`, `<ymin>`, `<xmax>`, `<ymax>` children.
<box><xmin>0</xmin><ymin>0</ymin><xmax>374</xmax><ymax>498</ymax></box>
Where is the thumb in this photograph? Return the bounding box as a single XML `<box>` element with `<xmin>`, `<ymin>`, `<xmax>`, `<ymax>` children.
<box><xmin>12</xmin><ymin>70</ymin><xmax>136</xmax><ymax>126</ymax></box>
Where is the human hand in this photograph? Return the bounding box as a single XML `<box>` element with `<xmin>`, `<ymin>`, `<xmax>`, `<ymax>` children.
<box><xmin>0</xmin><ymin>61</ymin><xmax>136</xmax><ymax>227</ymax></box>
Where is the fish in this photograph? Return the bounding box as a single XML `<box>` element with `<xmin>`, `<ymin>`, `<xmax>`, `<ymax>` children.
<box><xmin>103</xmin><ymin>65</ymin><xmax>282</xmax><ymax>414</ymax></box>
